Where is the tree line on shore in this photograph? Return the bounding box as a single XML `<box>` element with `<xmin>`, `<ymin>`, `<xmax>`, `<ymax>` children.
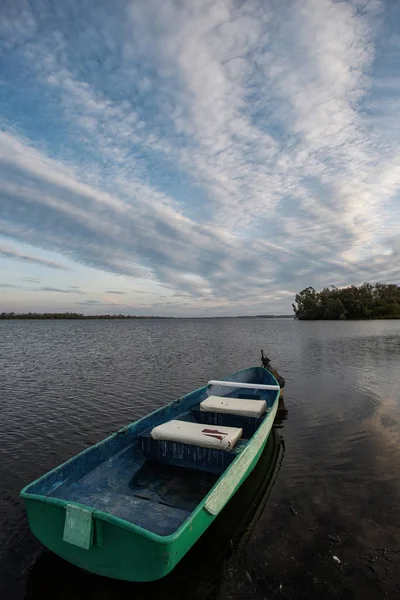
<box><xmin>0</xmin><ymin>313</ymin><xmax>161</xmax><ymax>319</ymax></box>
<box><xmin>292</xmin><ymin>283</ymin><xmax>400</xmax><ymax>320</ymax></box>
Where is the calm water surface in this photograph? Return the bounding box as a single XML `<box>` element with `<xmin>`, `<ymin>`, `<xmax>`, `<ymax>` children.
<box><xmin>1</xmin><ymin>318</ymin><xmax>399</xmax><ymax>599</ymax></box>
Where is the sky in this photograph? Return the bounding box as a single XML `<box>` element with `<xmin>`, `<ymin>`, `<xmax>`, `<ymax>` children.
<box><xmin>0</xmin><ymin>0</ymin><xmax>399</xmax><ymax>317</ymax></box>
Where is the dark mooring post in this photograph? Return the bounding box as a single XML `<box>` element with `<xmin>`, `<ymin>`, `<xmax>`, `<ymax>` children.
<box><xmin>261</xmin><ymin>350</ymin><xmax>285</xmax><ymax>397</ymax></box>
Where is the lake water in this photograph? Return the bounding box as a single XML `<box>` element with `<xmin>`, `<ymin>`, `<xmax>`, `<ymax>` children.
<box><xmin>1</xmin><ymin>318</ymin><xmax>399</xmax><ymax>599</ymax></box>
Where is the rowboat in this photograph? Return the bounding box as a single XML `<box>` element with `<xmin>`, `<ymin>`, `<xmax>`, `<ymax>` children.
<box><xmin>26</xmin><ymin>430</ymin><xmax>284</xmax><ymax>598</ymax></box>
<box><xmin>25</xmin><ymin>429</ymin><xmax>284</xmax><ymax>596</ymax></box>
<box><xmin>21</xmin><ymin>366</ymin><xmax>281</xmax><ymax>582</ymax></box>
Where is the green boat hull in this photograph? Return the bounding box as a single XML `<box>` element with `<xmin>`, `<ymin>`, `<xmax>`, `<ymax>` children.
<box><xmin>22</xmin><ymin>367</ymin><xmax>280</xmax><ymax>582</ymax></box>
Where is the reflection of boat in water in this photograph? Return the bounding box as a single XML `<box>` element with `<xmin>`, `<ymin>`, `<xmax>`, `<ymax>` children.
<box><xmin>25</xmin><ymin>428</ymin><xmax>284</xmax><ymax>600</ymax></box>
<box><xmin>275</xmin><ymin>397</ymin><xmax>288</xmax><ymax>427</ymax></box>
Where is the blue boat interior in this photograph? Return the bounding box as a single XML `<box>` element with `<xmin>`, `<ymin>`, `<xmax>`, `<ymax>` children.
<box><xmin>25</xmin><ymin>367</ymin><xmax>279</xmax><ymax>537</ymax></box>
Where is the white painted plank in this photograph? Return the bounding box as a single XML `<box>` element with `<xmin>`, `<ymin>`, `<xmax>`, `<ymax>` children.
<box><xmin>151</xmin><ymin>419</ymin><xmax>242</xmax><ymax>450</ymax></box>
<box><xmin>208</xmin><ymin>380</ymin><xmax>280</xmax><ymax>390</ymax></box>
<box><xmin>200</xmin><ymin>396</ymin><xmax>267</xmax><ymax>418</ymax></box>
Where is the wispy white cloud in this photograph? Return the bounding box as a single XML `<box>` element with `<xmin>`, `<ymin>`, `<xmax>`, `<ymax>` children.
<box><xmin>106</xmin><ymin>290</ymin><xmax>126</xmax><ymax>295</ymax></box>
<box><xmin>0</xmin><ymin>0</ymin><xmax>399</xmax><ymax>315</ymax></box>
<box><xmin>37</xmin><ymin>286</ymin><xmax>86</xmax><ymax>294</ymax></box>
<box><xmin>0</xmin><ymin>243</ymin><xmax>69</xmax><ymax>271</ymax></box>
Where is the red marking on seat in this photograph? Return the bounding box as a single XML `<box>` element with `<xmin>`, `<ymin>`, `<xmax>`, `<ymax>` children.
<box><xmin>202</xmin><ymin>428</ymin><xmax>228</xmax><ymax>435</ymax></box>
<box><xmin>201</xmin><ymin>428</ymin><xmax>228</xmax><ymax>441</ymax></box>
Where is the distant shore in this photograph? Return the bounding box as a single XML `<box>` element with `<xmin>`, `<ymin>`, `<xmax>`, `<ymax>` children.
<box><xmin>0</xmin><ymin>312</ymin><xmax>293</xmax><ymax>320</ymax></box>
<box><xmin>0</xmin><ymin>313</ymin><xmax>166</xmax><ymax>320</ymax></box>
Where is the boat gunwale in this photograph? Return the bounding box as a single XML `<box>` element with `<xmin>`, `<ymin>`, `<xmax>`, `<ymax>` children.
<box><xmin>20</xmin><ymin>366</ymin><xmax>280</xmax><ymax>545</ymax></box>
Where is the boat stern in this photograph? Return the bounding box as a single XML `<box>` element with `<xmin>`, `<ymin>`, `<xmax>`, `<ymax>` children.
<box><xmin>21</xmin><ymin>494</ymin><xmax>183</xmax><ymax>582</ymax></box>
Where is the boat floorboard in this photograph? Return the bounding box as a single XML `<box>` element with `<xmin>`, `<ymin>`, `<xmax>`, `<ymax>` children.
<box><xmin>51</xmin><ymin>482</ymin><xmax>190</xmax><ymax>536</ymax></box>
<box><xmin>47</xmin><ymin>444</ymin><xmax>220</xmax><ymax>535</ymax></box>
<box><xmin>129</xmin><ymin>459</ymin><xmax>219</xmax><ymax>512</ymax></box>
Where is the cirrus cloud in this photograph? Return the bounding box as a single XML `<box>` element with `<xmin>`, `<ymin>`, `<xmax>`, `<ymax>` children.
<box><xmin>0</xmin><ymin>243</ymin><xmax>69</xmax><ymax>271</ymax></box>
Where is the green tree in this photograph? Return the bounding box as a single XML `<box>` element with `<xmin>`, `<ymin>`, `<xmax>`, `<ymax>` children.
<box><xmin>292</xmin><ymin>287</ymin><xmax>320</xmax><ymax>320</ymax></box>
<box><xmin>293</xmin><ymin>283</ymin><xmax>400</xmax><ymax>320</ymax></box>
